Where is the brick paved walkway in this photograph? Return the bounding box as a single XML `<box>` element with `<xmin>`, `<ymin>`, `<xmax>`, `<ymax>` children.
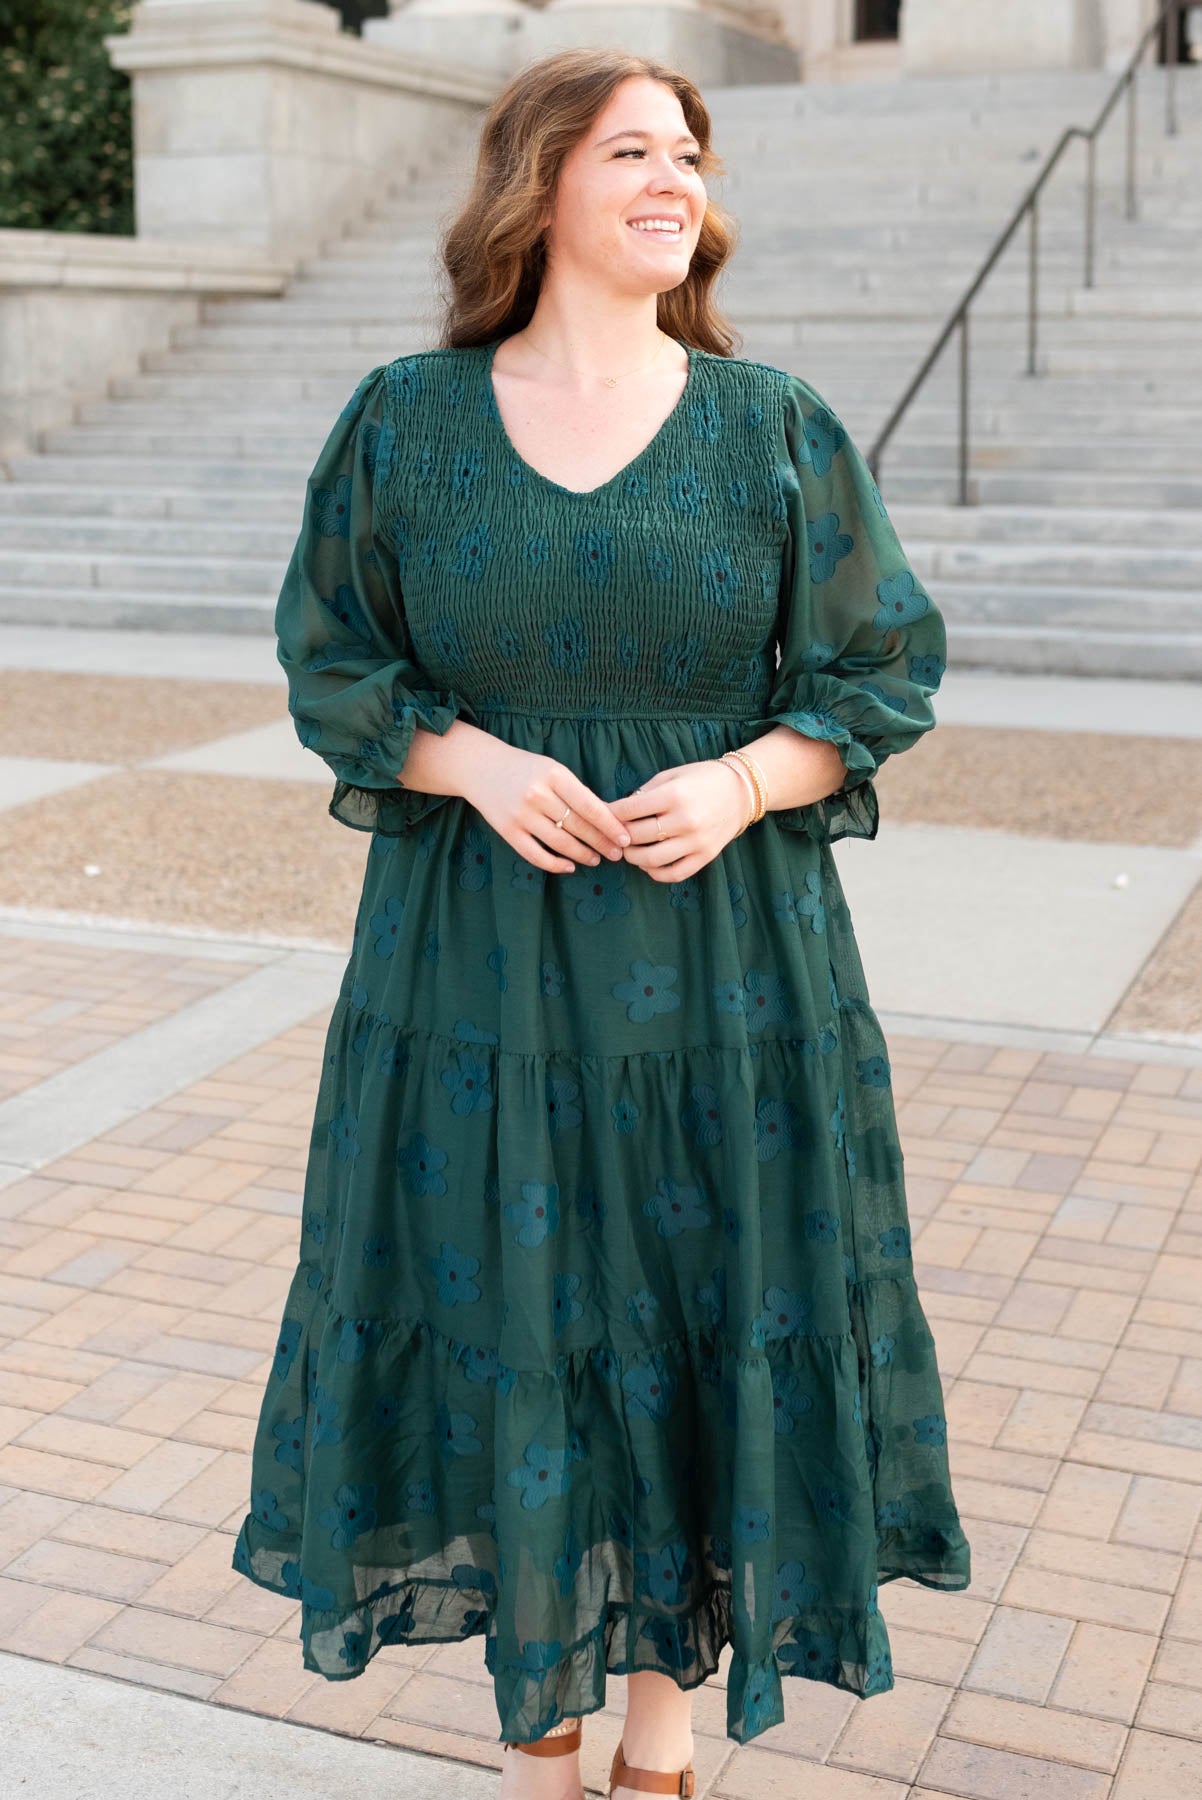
<box><xmin>2</xmin><ymin>925</ymin><xmax>1201</xmax><ymax>1798</ymax></box>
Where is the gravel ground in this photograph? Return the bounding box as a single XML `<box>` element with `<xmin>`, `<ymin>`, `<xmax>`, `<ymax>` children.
<box><xmin>0</xmin><ymin>672</ymin><xmax>1198</xmax><ymax>1034</ymax></box>
<box><xmin>0</xmin><ymin>669</ymin><xmax>285</xmax><ymax>762</ymax></box>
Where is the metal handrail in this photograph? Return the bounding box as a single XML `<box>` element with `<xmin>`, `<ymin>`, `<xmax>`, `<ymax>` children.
<box><xmin>867</xmin><ymin>0</ymin><xmax>1188</xmax><ymax>501</ymax></box>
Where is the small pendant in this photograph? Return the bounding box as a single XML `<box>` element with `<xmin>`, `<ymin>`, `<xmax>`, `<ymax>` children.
<box><xmin>603</xmin><ymin>375</ymin><xmax>617</xmax><ymax>387</ymax></box>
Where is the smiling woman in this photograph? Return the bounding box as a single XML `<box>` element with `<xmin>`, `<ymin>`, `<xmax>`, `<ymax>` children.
<box><xmin>229</xmin><ymin>42</ymin><xmax>971</xmax><ymax>1800</ymax></box>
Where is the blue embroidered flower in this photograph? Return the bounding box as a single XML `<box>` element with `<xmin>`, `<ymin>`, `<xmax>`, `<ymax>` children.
<box><xmin>646</xmin><ymin>543</ymin><xmax>674</xmax><ymax>580</ymax></box>
<box><xmin>540</xmin><ymin>961</ymin><xmax>565</xmax><ymax>997</ymax></box>
<box><xmin>397</xmin><ymin>1131</ymin><xmax>449</xmax><ymax>1197</ymax></box>
<box><xmin>795</xmin><ymin>404</ymin><xmax>846</xmax><ymax>477</ymax></box>
<box><xmin>661</xmin><ymin>632</ymin><xmax>703</xmax><ymax>690</ymax></box>
<box><xmin>553</xmin><ymin>1271</ymin><xmax>583</xmax><ymax>1335</ymax></box>
<box><xmin>272</xmin><ymin>1317</ymin><xmax>301</xmax><ymax>1382</ymax></box>
<box><xmin>442</xmin><ymin>1049</ymin><xmax>494</xmax><ymax>1115</ymax></box>
<box><xmin>252</xmin><ymin>1487</ymin><xmax>288</xmax><ymax>1529</ymax></box>
<box><xmin>753</xmin><ymin>1285</ymin><xmax>813</xmax><ymax>1342</ymax></box>
<box><xmin>733</xmin><ymin>1504</ymin><xmax>769</xmax><ymax>1542</ymax></box>
<box><xmin>642</xmin><ymin>1177</ymin><xmax>710</xmax><ymax>1237</ymax></box>
<box><xmin>313</xmin><ymin>474</ymin><xmax>352</xmax><ymax>538</ymax></box>
<box><xmin>612</xmin><ymin>1093</ymin><xmax>639</xmax><ymax>1133</ymax></box>
<box><xmin>681</xmin><ymin>1083</ymin><xmax>722</xmax><ymax>1149</ymax></box>
<box><xmin>626</xmin><ymin>1287</ymin><xmax>658</xmax><ymax>1325</ymax></box>
<box><xmin>431</xmin><ymin>1241</ymin><xmax>482</xmax><ymax>1306</ymax></box>
<box><xmin>666</xmin><ymin>467</ymin><xmax>707</xmax><ymax>513</ymax></box>
<box><xmin>622</xmin><ymin>1352</ymin><xmax>675</xmax><ymax>1419</ymax></box>
<box><xmin>914</xmin><ymin>1414</ymin><xmax>947</xmax><ymax>1445</ymax></box>
<box><xmin>873</xmin><ymin>567</ymin><xmax>931</xmax><ymax>631</ymax></box>
<box><xmin>772</xmin><ymin>1558</ymin><xmax>820</xmax><ymax>1619</ymax></box>
<box><xmin>554</xmin><ymin>1523</ymin><xmax>585</xmax><ymax>1595</ymax></box>
<box><xmin>880</xmin><ymin>1224</ymin><xmax>911</xmax><ymax>1258</ymax></box>
<box><xmin>699</xmin><ymin>545</ymin><xmax>741</xmax><ymax>607</ymax></box>
<box><xmin>728</xmin><ymin>478</ymin><xmax>749</xmax><ymax>508</ymax></box>
<box><xmin>505</xmin><ymin>1182</ymin><xmax>560</xmax><ymax>1246</ymax></box>
<box><xmin>574</xmin><ymin>528</ymin><xmax>614</xmax><ymax>585</ymax></box>
<box><xmin>406</xmin><ymin>1477</ymin><xmax>436</xmax><ymax>1513</ymax></box>
<box><xmin>328</xmin><ymin>1100</ymin><xmax>360</xmax><ymax>1165</ymax></box>
<box><xmin>319</xmin><ymin>1481</ymin><xmax>377</xmax><ymax>1548</ymax></box>
<box><xmin>624</xmin><ymin>468</ymin><xmax>649</xmax><ymax>499</ymax></box>
<box><xmin>771</xmin><ymin>1369</ymin><xmax>815</xmax><ymax>1434</ymax></box>
<box><xmin>450</xmin><ymin>521</ymin><xmax>494</xmax><ymax>578</ymax></box>
<box><xmin>546</xmin><ymin>1072</ymin><xmax>583</xmax><ymax>1135</ymax></box>
<box><xmin>454</xmin><ymin>824</ymin><xmax>492</xmax><ymax>893</ymax></box>
<box><xmin>856</xmin><ymin>1053</ymin><xmax>891</xmax><ymax>1089</ymax></box>
<box><xmin>435</xmin><ymin>1400</ymin><xmax>483</xmax><ymax>1458</ymax></box>
<box><xmin>362</xmin><ymin>1234</ymin><xmax>393</xmax><ymax>1268</ymax></box>
<box><xmin>337</xmin><ymin>1317</ymin><xmax>381</xmax><ymax>1362</ymax></box>
<box><xmin>803</xmin><ymin>1209</ymin><xmax>840</xmax><ymax>1243</ymax></box>
<box><xmin>629</xmin><ymin>1540</ymin><xmax>694</xmax><ymax>1612</ymax></box>
<box><xmin>369</xmin><ymin>896</ymin><xmax>403</xmax><ymax>959</ymax></box>
<box><xmin>507</xmin><ymin>1441</ymin><xmax>573</xmax><ymax>1509</ymax></box>
<box><xmin>743</xmin><ymin>969</ymin><xmax>791</xmax><ymax>1032</ymax></box>
<box><xmin>612</xmin><ymin>959</ymin><xmax>680</xmax><ymax>1022</ymax></box>
<box><xmin>807</xmin><ymin>511</ymin><xmax>854</xmax><ymax>583</ymax></box>
<box><xmin>429</xmin><ymin>612</ymin><xmax>469</xmax><ymax>669</ymax></box>
<box><xmin>870</xmin><ymin>1332</ymin><xmax>895</xmax><ymax>1367</ymax></box>
<box><xmin>564</xmin><ymin>857</ymin><xmax>630</xmax><ymax>922</ymax></box>
<box><xmin>641</xmin><ymin>1617</ymin><xmax>696</xmax><ymax>1671</ymax></box>
<box><xmin>754</xmin><ymin>1096</ymin><xmax>801</xmax><ymax>1163</ymax></box>
<box><xmin>311</xmin><ymin>1382</ymin><xmax>342</xmax><ymax>1445</ymax></box>
<box><xmin>910</xmin><ymin>649</ymin><xmax>945</xmax><ymax>688</ymax></box>
<box><xmin>696</xmin><ymin>1264</ymin><xmax>726</xmax><ymax>1327</ymax></box>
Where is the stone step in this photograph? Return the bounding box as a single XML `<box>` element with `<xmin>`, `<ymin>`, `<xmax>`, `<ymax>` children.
<box><xmin>946</xmin><ymin>621</ymin><xmax>1202</xmax><ymax>680</ymax></box>
<box><xmin>28</xmin><ymin>425</ymin><xmax>1202</xmax><ymax>474</ymax></box>
<box><xmin>933</xmin><ymin>579</ymin><xmax>1200</xmax><ymax>633</ymax></box>
<box><xmin>0</xmin><ymin>548</ymin><xmax>281</xmax><ymax>594</ymax></box>
<box><xmin>0</xmin><ymin>585</ymin><xmax>276</xmax><ymax>634</ymax></box>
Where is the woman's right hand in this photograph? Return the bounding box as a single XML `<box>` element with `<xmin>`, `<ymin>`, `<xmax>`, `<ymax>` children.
<box><xmin>462</xmin><ymin>746</ymin><xmax>631</xmax><ymax>874</ymax></box>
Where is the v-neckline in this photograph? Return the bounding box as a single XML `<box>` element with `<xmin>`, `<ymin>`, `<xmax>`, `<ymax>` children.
<box><xmin>484</xmin><ymin>335</ymin><xmax>697</xmax><ymax>500</ymax></box>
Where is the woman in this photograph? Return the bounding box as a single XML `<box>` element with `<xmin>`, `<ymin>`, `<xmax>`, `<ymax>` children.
<box><xmin>231</xmin><ymin>43</ymin><xmax>971</xmax><ymax>1800</ymax></box>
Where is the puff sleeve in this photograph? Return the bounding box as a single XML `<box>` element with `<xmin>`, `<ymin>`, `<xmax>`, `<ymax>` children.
<box><xmin>275</xmin><ymin>362</ymin><xmax>467</xmax><ymax>835</ymax></box>
<box><xmin>749</xmin><ymin>371</ymin><xmax>948</xmax><ymax>844</ymax></box>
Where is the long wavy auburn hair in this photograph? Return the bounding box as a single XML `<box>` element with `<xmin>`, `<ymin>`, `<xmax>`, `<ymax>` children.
<box><xmin>434</xmin><ymin>45</ymin><xmax>743</xmax><ymax>358</ymax></box>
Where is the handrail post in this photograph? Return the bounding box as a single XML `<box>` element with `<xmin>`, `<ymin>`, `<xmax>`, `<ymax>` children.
<box><xmin>1126</xmin><ymin>64</ymin><xmax>1137</xmax><ymax>221</ymax></box>
<box><xmin>1167</xmin><ymin>0</ymin><xmax>1179</xmax><ymax>135</ymax></box>
<box><xmin>958</xmin><ymin>310</ymin><xmax>970</xmax><ymax>506</ymax></box>
<box><xmin>1084</xmin><ymin>135</ymin><xmax>1097</xmax><ymax>288</ymax></box>
<box><xmin>1028</xmin><ymin>194</ymin><xmax>1039</xmax><ymax>374</ymax></box>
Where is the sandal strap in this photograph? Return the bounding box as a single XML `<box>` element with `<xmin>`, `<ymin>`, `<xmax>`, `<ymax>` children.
<box><xmin>506</xmin><ymin>1720</ymin><xmax>583</xmax><ymax>1757</ymax></box>
<box><xmin>609</xmin><ymin>1740</ymin><xmax>696</xmax><ymax>1797</ymax></box>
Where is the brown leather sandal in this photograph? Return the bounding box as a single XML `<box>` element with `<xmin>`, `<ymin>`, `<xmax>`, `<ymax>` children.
<box><xmin>608</xmin><ymin>1738</ymin><xmax>696</xmax><ymax>1797</ymax></box>
<box><xmin>504</xmin><ymin>1716</ymin><xmax>583</xmax><ymax>1760</ymax></box>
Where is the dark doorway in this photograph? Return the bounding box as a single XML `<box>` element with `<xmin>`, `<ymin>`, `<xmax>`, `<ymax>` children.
<box><xmin>855</xmin><ymin>0</ymin><xmax>901</xmax><ymax>39</ymax></box>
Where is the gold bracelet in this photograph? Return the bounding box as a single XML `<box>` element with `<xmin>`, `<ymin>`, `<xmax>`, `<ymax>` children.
<box><xmin>722</xmin><ymin>749</ymin><xmax>768</xmax><ymax>826</ymax></box>
<box><xmin>718</xmin><ymin>754</ymin><xmax>757</xmax><ymax>835</ymax></box>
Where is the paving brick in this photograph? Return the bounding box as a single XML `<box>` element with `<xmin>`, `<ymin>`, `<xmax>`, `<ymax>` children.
<box><xmin>827</xmin><ymin>1677</ymin><xmax>954</xmax><ymax>1781</ymax></box>
<box><xmin>1048</xmin><ymin>1622</ymin><xmax>1159</xmax><ymax>1722</ymax></box>
<box><xmin>1110</xmin><ymin>1728</ymin><xmax>1202</xmax><ymax>1798</ymax></box>
<box><xmin>941</xmin><ymin>1689</ymin><xmax>1125</xmax><ymax>1771</ymax></box>
<box><xmin>962</xmin><ymin>1605</ymin><xmax>1075</xmax><ymax>1702</ymax></box>
<box><xmin>0</xmin><ymin>1584</ymin><xmax>122</xmax><ymax>1660</ymax></box>
<box><xmin>1136</xmin><ymin>1681</ymin><xmax>1202</xmax><ymax>1737</ymax></box>
<box><xmin>916</xmin><ymin>1737</ymin><xmax>1111</xmax><ymax>1800</ymax></box>
<box><xmin>1018</xmin><ymin>1528</ymin><xmax>1181</xmax><ymax>1594</ymax></box>
<box><xmin>717</xmin><ymin>1745</ymin><xmax>910</xmax><ymax>1800</ymax></box>
<box><xmin>88</xmin><ymin>1601</ymin><xmax>260</xmax><ymax>1676</ymax></box>
<box><xmin>1115</xmin><ymin>1476</ymin><xmax>1202</xmax><ymax>1553</ymax></box>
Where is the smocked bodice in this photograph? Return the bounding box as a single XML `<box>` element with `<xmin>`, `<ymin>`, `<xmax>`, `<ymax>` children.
<box><xmin>373</xmin><ymin>342</ymin><xmax>793</xmax><ymax>721</ymax></box>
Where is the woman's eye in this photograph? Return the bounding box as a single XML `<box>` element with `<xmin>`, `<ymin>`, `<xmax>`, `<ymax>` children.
<box><xmin>615</xmin><ymin>148</ymin><xmax>702</xmax><ymax>167</ymax></box>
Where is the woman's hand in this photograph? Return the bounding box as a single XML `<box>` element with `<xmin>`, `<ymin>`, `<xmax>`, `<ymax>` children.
<box><xmin>462</xmin><ymin>745</ymin><xmax>631</xmax><ymax>874</ymax></box>
<box><xmin>609</xmin><ymin>759</ymin><xmax>750</xmax><ymax>883</ymax></box>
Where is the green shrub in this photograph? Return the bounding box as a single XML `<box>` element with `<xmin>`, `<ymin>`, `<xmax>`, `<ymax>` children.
<box><xmin>0</xmin><ymin>0</ymin><xmax>135</xmax><ymax>235</ymax></box>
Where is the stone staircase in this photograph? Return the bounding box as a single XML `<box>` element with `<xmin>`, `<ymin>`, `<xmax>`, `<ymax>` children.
<box><xmin>2</xmin><ymin>67</ymin><xmax>1200</xmax><ymax>675</ymax></box>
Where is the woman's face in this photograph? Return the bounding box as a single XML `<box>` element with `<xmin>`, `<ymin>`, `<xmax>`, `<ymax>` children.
<box><xmin>542</xmin><ymin>75</ymin><xmax>707</xmax><ymax>297</ymax></box>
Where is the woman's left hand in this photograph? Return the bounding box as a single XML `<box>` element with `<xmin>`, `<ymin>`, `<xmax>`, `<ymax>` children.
<box><xmin>608</xmin><ymin>760</ymin><xmax>751</xmax><ymax>883</ymax></box>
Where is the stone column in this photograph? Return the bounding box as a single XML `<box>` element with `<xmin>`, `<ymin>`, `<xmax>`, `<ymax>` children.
<box><xmin>901</xmin><ymin>0</ymin><xmax>1105</xmax><ymax>72</ymax></box>
<box><xmin>528</xmin><ymin>0</ymin><xmax>801</xmax><ymax>84</ymax></box>
<box><xmin>106</xmin><ymin>0</ymin><xmax>496</xmax><ymax>259</ymax></box>
<box><xmin>363</xmin><ymin>0</ymin><xmax>535</xmax><ymax>81</ymax></box>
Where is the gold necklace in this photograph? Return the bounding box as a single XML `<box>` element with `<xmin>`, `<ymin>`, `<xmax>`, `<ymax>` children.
<box><xmin>518</xmin><ymin>331</ymin><xmax>672</xmax><ymax>388</ymax></box>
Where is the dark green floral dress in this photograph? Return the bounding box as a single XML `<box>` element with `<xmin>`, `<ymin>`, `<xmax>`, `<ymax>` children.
<box><xmin>231</xmin><ymin>336</ymin><xmax>972</xmax><ymax>1746</ymax></box>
